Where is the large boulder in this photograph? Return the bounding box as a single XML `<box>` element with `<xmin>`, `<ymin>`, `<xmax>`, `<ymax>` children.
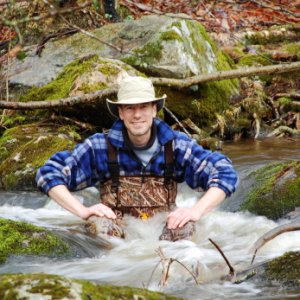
<box><xmin>6</xmin><ymin>14</ymin><xmax>238</xmax><ymax>93</ymax></box>
<box><xmin>241</xmin><ymin>161</ymin><xmax>300</xmax><ymax>220</ymax></box>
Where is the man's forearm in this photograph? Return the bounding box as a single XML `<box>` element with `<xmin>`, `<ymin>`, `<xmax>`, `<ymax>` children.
<box><xmin>48</xmin><ymin>185</ymin><xmax>117</xmax><ymax>220</ymax></box>
<box><xmin>193</xmin><ymin>186</ymin><xmax>226</xmax><ymax>219</ymax></box>
<box><xmin>48</xmin><ymin>185</ymin><xmax>89</xmax><ymax>219</ymax></box>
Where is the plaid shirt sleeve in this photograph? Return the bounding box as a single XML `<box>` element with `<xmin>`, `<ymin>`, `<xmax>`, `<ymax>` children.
<box><xmin>36</xmin><ymin>133</ymin><xmax>107</xmax><ymax>194</ymax></box>
<box><xmin>173</xmin><ymin>132</ymin><xmax>239</xmax><ymax>196</ymax></box>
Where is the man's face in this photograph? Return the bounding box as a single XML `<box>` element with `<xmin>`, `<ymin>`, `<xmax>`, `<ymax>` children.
<box><xmin>118</xmin><ymin>102</ymin><xmax>157</xmax><ymax>142</ymax></box>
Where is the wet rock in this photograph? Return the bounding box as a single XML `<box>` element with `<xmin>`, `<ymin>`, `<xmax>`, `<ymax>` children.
<box><xmin>0</xmin><ymin>123</ymin><xmax>76</xmax><ymax>190</ymax></box>
<box><xmin>0</xmin><ymin>273</ymin><xmax>183</xmax><ymax>300</ymax></box>
<box><xmin>0</xmin><ymin>218</ymin><xmax>69</xmax><ymax>264</ymax></box>
<box><xmin>241</xmin><ymin>161</ymin><xmax>300</xmax><ymax>220</ymax></box>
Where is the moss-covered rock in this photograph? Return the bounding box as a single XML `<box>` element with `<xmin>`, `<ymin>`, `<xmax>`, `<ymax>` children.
<box><xmin>0</xmin><ymin>218</ymin><xmax>69</xmax><ymax>264</ymax></box>
<box><xmin>264</xmin><ymin>251</ymin><xmax>300</xmax><ymax>288</ymax></box>
<box><xmin>241</xmin><ymin>161</ymin><xmax>300</xmax><ymax>220</ymax></box>
<box><xmin>0</xmin><ymin>273</ymin><xmax>183</xmax><ymax>300</ymax></box>
<box><xmin>0</xmin><ymin>123</ymin><xmax>77</xmax><ymax>190</ymax></box>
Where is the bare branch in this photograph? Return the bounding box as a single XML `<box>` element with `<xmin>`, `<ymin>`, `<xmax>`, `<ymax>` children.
<box><xmin>274</xmin><ymin>93</ymin><xmax>300</xmax><ymax>100</ymax></box>
<box><xmin>209</xmin><ymin>238</ymin><xmax>236</xmax><ymax>281</ymax></box>
<box><xmin>250</xmin><ymin>220</ymin><xmax>300</xmax><ymax>265</ymax></box>
<box><xmin>0</xmin><ymin>87</ymin><xmax>117</xmax><ymax>110</ymax></box>
<box><xmin>151</xmin><ymin>61</ymin><xmax>300</xmax><ymax>89</ymax></box>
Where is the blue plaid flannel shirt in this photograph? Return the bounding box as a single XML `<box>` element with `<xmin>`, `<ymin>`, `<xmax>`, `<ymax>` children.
<box><xmin>36</xmin><ymin>118</ymin><xmax>239</xmax><ymax>196</ymax></box>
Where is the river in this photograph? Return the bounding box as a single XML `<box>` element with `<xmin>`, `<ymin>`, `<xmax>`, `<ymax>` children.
<box><xmin>0</xmin><ymin>137</ymin><xmax>299</xmax><ymax>299</ymax></box>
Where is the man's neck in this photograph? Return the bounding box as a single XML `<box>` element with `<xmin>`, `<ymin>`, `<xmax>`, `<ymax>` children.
<box><xmin>123</xmin><ymin>123</ymin><xmax>157</xmax><ymax>150</ymax></box>
<box><xmin>129</xmin><ymin>135</ymin><xmax>150</xmax><ymax>148</ymax></box>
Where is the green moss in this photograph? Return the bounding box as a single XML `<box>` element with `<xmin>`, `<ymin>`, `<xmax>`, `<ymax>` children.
<box><xmin>122</xmin><ymin>41</ymin><xmax>163</xmax><ymax>69</ymax></box>
<box><xmin>265</xmin><ymin>251</ymin><xmax>300</xmax><ymax>287</ymax></box>
<box><xmin>80</xmin><ymin>280</ymin><xmax>183</xmax><ymax>300</ymax></box>
<box><xmin>278</xmin><ymin>97</ymin><xmax>292</xmax><ymax>106</ymax></box>
<box><xmin>160</xmin><ymin>30</ymin><xmax>183</xmax><ymax>42</ymax></box>
<box><xmin>0</xmin><ymin>132</ymin><xmax>76</xmax><ymax>190</ymax></box>
<box><xmin>20</xmin><ymin>55</ymin><xmax>100</xmax><ymax>102</ymax></box>
<box><xmin>0</xmin><ymin>218</ymin><xmax>69</xmax><ymax>263</ymax></box>
<box><xmin>241</xmin><ymin>161</ymin><xmax>300</xmax><ymax>219</ymax></box>
<box><xmin>284</xmin><ymin>43</ymin><xmax>300</xmax><ymax>59</ymax></box>
<box><xmin>238</xmin><ymin>54</ymin><xmax>272</xmax><ymax>67</ymax></box>
<box><xmin>0</xmin><ymin>273</ymin><xmax>183</xmax><ymax>300</ymax></box>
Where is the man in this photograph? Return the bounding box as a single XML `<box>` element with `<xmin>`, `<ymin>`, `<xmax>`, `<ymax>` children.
<box><xmin>36</xmin><ymin>76</ymin><xmax>238</xmax><ymax>241</ymax></box>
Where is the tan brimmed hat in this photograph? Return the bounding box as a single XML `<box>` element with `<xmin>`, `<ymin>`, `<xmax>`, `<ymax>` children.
<box><xmin>106</xmin><ymin>76</ymin><xmax>166</xmax><ymax>118</ymax></box>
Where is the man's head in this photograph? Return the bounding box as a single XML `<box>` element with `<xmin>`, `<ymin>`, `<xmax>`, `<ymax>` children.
<box><xmin>106</xmin><ymin>76</ymin><xmax>166</xmax><ymax>146</ymax></box>
<box><xmin>106</xmin><ymin>76</ymin><xmax>166</xmax><ymax>119</ymax></box>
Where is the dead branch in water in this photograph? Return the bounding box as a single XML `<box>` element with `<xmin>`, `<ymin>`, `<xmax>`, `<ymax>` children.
<box><xmin>209</xmin><ymin>238</ymin><xmax>236</xmax><ymax>281</ymax></box>
<box><xmin>146</xmin><ymin>247</ymin><xmax>199</xmax><ymax>287</ymax></box>
<box><xmin>267</xmin><ymin>125</ymin><xmax>300</xmax><ymax>137</ymax></box>
<box><xmin>250</xmin><ymin>220</ymin><xmax>300</xmax><ymax>265</ymax></box>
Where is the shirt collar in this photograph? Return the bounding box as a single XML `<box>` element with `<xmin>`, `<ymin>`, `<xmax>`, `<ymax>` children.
<box><xmin>108</xmin><ymin>118</ymin><xmax>175</xmax><ymax>149</ymax></box>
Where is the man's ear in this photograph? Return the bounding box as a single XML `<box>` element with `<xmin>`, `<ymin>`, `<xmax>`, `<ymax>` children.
<box><xmin>118</xmin><ymin>106</ymin><xmax>124</xmax><ymax>120</ymax></box>
<box><xmin>152</xmin><ymin>103</ymin><xmax>157</xmax><ymax>117</ymax></box>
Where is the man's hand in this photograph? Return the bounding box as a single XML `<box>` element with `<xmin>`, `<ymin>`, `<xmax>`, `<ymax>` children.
<box><xmin>167</xmin><ymin>207</ymin><xmax>199</xmax><ymax>229</ymax></box>
<box><xmin>83</xmin><ymin>203</ymin><xmax>117</xmax><ymax>220</ymax></box>
<box><xmin>166</xmin><ymin>187</ymin><xmax>227</xmax><ymax>229</ymax></box>
<box><xmin>48</xmin><ymin>185</ymin><xmax>117</xmax><ymax>220</ymax></box>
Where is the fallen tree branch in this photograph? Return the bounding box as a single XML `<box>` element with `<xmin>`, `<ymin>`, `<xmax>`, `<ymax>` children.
<box><xmin>151</xmin><ymin>61</ymin><xmax>300</xmax><ymax>89</ymax></box>
<box><xmin>274</xmin><ymin>93</ymin><xmax>300</xmax><ymax>100</ymax></box>
<box><xmin>266</xmin><ymin>125</ymin><xmax>300</xmax><ymax>137</ymax></box>
<box><xmin>0</xmin><ymin>87</ymin><xmax>117</xmax><ymax>110</ymax></box>
<box><xmin>2</xmin><ymin>62</ymin><xmax>300</xmax><ymax>110</ymax></box>
<box><xmin>250</xmin><ymin>220</ymin><xmax>300</xmax><ymax>265</ymax></box>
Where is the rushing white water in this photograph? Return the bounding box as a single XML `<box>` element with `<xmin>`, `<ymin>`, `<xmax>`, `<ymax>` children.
<box><xmin>0</xmin><ymin>138</ymin><xmax>300</xmax><ymax>299</ymax></box>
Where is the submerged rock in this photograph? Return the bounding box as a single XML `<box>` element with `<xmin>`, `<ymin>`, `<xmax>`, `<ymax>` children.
<box><xmin>0</xmin><ymin>273</ymin><xmax>183</xmax><ymax>300</ymax></box>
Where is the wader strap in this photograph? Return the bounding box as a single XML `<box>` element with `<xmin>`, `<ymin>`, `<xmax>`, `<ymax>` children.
<box><xmin>106</xmin><ymin>137</ymin><xmax>120</xmax><ymax>206</ymax></box>
<box><xmin>164</xmin><ymin>140</ymin><xmax>174</xmax><ymax>208</ymax></box>
<box><xmin>164</xmin><ymin>140</ymin><xmax>174</xmax><ymax>185</ymax></box>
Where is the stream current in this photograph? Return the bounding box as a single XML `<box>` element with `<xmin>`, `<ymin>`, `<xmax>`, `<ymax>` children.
<box><xmin>0</xmin><ymin>137</ymin><xmax>300</xmax><ymax>299</ymax></box>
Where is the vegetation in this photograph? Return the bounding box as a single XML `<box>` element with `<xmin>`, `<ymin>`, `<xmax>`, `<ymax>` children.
<box><xmin>0</xmin><ymin>218</ymin><xmax>69</xmax><ymax>263</ymax></box>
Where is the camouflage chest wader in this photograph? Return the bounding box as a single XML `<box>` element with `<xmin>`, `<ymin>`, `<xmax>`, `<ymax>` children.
<box><xmin>92</xmin><ymin>137</ymin><xmax>195</xmax><ymax>241</ymax></box>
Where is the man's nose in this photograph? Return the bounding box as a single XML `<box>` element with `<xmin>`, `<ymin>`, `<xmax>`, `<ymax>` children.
<box><xmin>133</xmin><ymin>107</ymin><xmax>142</xmax><ymax>117</ymax></box>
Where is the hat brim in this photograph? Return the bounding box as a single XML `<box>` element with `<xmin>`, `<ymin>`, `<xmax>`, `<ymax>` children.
<box><xmin>106</xmin><ymin>95</ymin><xmax>166</xmax><ymax>118</ymax></box>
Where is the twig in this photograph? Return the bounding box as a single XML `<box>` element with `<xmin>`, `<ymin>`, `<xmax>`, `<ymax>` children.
<box><xmin>209</xmin><ymin>238</ymin><xmax>236</xmax><ymax>281</ymax></box>
<box><xmin>163</xmin><ymin>106</ymin><xmax>191</xmax><ymax>137</ymax></box>
<box><xmin>149</xmin><ymin>247</ymin><xmax>199</xmax><ymax>287</ymax></box>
